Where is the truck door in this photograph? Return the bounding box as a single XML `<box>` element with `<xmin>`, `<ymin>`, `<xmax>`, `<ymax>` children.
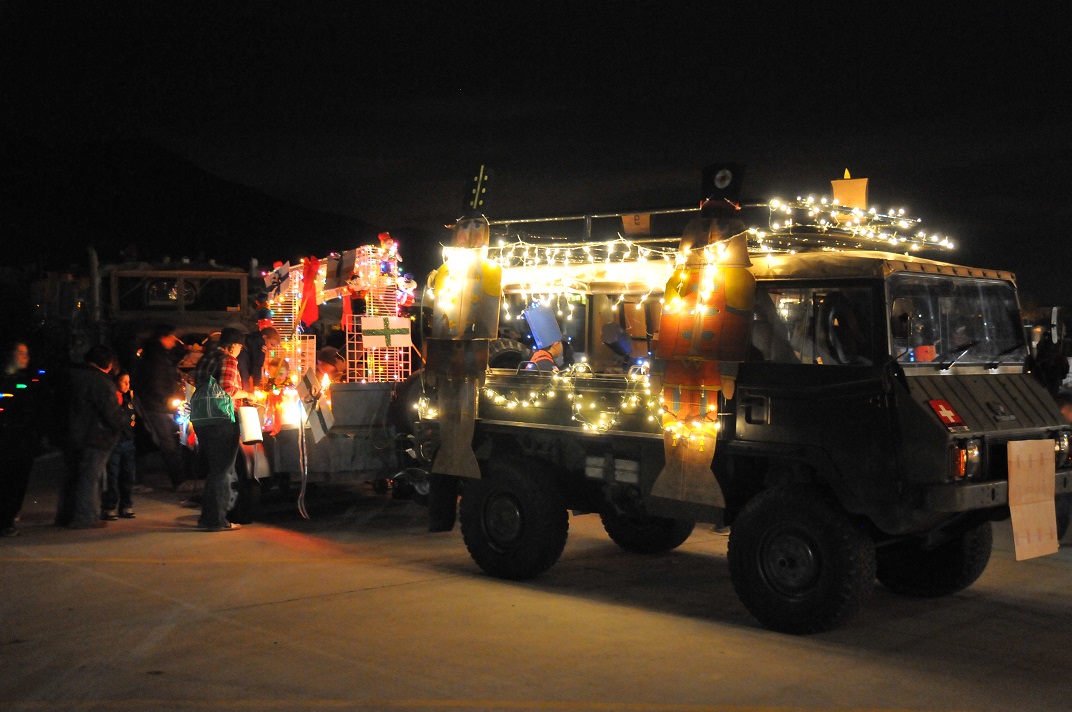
<box><xmin>734</xmin><ymin>283</ymin><xmax>902</xmax><ymax>503</ymax></box>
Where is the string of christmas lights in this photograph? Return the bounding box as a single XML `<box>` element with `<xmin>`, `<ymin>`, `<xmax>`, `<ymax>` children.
<box><xmin>757</xmin><ymin>196</ymin><xmax>954</xmax><ymax>253</ymax></box>
<box><xmin>477</xmin><ymin>363</ymin><xmax>654</xmax><ymax>433</ymax></box>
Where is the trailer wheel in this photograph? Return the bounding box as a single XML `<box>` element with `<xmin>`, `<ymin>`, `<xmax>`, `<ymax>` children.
<box><xmin>728</xmin><ymin>486</ymin><xmax>876</xmax><ymax>634</ymax></box>
<box><xmin>600</xmin><ymin>508</ymin><xmax>695</xmax><ymax>554</ymax></box>
<box><xmin>460</xmin><ymin>459</ymin><xmax>568</xmax><ymax>580</ymax></box>
<box><xmin>876</xmin><ymin>521</ymin><xmax>992</xmax><ymax>598</ymax></box>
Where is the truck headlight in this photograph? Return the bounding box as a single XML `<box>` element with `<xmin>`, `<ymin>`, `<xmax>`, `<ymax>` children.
<box><xmin>951</xmin><ymin>439</ymin><xmax>982</xmax><ymax>480</ymax></box>
<box><xmin>1056</xmin><ymin>431</ymin><xmax>1072</xmax><ymax>468</ymax></box>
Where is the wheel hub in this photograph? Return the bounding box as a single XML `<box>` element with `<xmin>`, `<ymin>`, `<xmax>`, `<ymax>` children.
<box><xmin>760</xmin><ymin>531</ymin><xmax>820</xmax><ymax>596</ymax></box>
<box><xmin>484</xmin><ymin>493</ymin><xmax>523</xmax><ymax>549</ymax></box>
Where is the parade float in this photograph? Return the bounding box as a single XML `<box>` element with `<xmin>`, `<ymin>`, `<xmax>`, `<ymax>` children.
<box><xmin>203</xmin><ymin>232</ymin><xmax>422</xmax><ymax>518</ymax></box>
<box><xmin>412</xmin><ymin>165</ymin><xmax>1072</xmax><ymax>634</ymax></box>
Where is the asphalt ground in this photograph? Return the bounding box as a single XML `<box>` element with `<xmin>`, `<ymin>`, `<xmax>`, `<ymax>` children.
<box><xmin>3</xmin><ymin>453</ymin><xmax>1072</xmax><ymax>712</ymax></box>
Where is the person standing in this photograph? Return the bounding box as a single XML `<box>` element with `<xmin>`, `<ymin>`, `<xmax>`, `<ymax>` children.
<box><xmin>133</xmin><ymin>324</ymin><xmax>185</xmax><ymax>488</ymax></box>
<box><xmin>102</xmin><ymin>371</ymin><xmax>137</xmax><ymax>520</ymax></box>
<box><xmin>191</xmin><ymin>328</ymin><xmax>250</xmax><ymax>532</ymax></box>
<box><xmin>0</xmin><ymin>341</ymin><xmax>41</xmax><ymax>537</ymax></box>
<box><xmin>237</xmin><ymin>326</ymin><xmax>281</xmax><ymax>391</ymax></box>
<box><xmin>62</xmin><ymin>345</ymin><xmax>127</xmax><ymax>530</ymax></box>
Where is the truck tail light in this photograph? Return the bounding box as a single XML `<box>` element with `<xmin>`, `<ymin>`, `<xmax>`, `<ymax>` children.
<box><xmin>950</xmin><ymin>439</ymin><xmax>982</xmax><ymax>480</ymax></box>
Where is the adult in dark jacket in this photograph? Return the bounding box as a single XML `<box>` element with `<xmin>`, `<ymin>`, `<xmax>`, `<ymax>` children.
<box><xmin>133</xmin><ymin>324</ymin><xmax>185</xmax><ymax>487</ymax></box>
<box><xmin>0</xmin><ymin>341</ymin><xmax>42</xmax><ymax>537</ymax></box>
<box><xmin>60</xmin><ymin>345</ymin><xmax>128</xmax><ymax>529</ymax></box>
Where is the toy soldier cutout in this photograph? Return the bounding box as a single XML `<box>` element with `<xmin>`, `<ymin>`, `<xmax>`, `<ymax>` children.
<box><xmin>424</xmin><ymin>166</ymin><xmax>503</xmax><ymax>479</ymax></box>
<box><xmin>650</xmin><ymin>164</ymin><xmax>756</xmax><ymax>508</ymax></box>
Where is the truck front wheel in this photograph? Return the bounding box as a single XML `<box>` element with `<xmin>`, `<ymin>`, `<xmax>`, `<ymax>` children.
<box><xmin>600</xmin><ymin>508</ymin><xmax>695</xmax><ymax>554</ymax></box>
<box><xmin>460</xmin><ymin>459</ymin><xmax>568</xmax><ymax>580</ymax></box>
<box><xmin>728</xmin><ymin>486</ymin><xmax>876</xmax><ymax>634</ymax></box>
<box><xmin>876</xmin><ymin>521</ymin><xmax>992</xmax><ymax>598</ymax></box>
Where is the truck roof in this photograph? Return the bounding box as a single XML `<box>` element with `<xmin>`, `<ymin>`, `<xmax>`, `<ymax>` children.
<box><xmin>751</xmin><ymin>250</ymin><xmax>1016</xmax><ymax>284</ymax></box>
<box><xmin>498</xmin><ymin>247</ymin><xmax>1015</xmax><ymax>296</ymax></box>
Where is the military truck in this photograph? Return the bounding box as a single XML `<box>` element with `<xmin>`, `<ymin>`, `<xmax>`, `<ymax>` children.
<box><xmin>414</xmin><ymin>190</ymin><xmax>1072</xmax><ymax>634</ymax></box>
<box><xmin>413</xmin><ymin>164</ymin><xmax>1072</xmax><ymax>630</ymax></box>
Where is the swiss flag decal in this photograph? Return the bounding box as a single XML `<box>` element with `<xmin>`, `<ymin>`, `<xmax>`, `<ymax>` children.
<box><xmin>928</xmin><ymin>399</ymin><xmax>965</xmax><ymax>427</ymax></box>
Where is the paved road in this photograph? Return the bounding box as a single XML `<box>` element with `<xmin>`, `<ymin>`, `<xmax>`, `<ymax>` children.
<box><xmin>3</xmin><ymin>453</ymin><xmax>1072</xmax><ymax>712</ymax></box>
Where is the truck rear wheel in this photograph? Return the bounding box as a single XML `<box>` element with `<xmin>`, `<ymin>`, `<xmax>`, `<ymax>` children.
<box><xmin>460</xmin><ymin>459</ymin><xmax>568</xmax><ymax>580</ymax></box>
<box><xmin>600</xmin><ymin>508</ymin><xmax>695</xmax><ymax>554</ymax></box>
<box><xmin>728</xmin><ymin>486</ymin><xmax>876</xmax><ymax>634</ymax></box>
<box><xmin>876</xmin><ymin>521</ymin><xmax>992</xmax><ymax>598</ymax></box>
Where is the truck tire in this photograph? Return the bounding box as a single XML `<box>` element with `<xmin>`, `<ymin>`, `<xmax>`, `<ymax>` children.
<box><xmin>876</xmin><ymin>521</ymin><xmax>992</xmax><ymax>598</ymax></box>
<box><xmin>600</xmin><ymin>508</ymin><xmax>695</xmax><ymax>554</ymax></box>
<box><xmin>460</xmin><ymin>459</ymin><xmax>568</xmax><ymax>580</ymax></box>
<box><xmin>728</xmin><ymin>486</ymin><xmax>876</xmax><ymax>634</ymax></box>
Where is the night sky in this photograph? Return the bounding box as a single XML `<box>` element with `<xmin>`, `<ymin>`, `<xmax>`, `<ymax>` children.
<box><xmin>2</xmin><ymin>1</ymin><xmax>1070</xmax><ymax>304</ymax></box>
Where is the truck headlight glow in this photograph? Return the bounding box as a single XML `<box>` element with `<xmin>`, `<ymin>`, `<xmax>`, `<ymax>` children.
<box><xmin>951</xmin><ymin>439</ymin><xmax>982</xmax><ymax>480</ymax></box>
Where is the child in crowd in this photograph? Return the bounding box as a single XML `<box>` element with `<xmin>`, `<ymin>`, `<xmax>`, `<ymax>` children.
<box><xmin>102</xmin><ymin>371</ymin><xmax>137</xmax><ymax>520</ymax></box>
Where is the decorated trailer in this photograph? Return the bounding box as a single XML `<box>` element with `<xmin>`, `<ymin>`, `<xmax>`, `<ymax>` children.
<box><xmin>184</xmin><ymin>236</ymin><xmax>424</xmax><ymax>521</ymax></box>
<box><xmin>414</xmin><ymin>166</ymin><xmax>1072</xmax><ymax>634</ymax></box>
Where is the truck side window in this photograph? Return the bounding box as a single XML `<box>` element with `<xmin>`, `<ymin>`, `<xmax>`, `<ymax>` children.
<box><xmin>750</xmin><ymin>288</ymin><xmax>797</xmax><ymax>363</ymax></box>
<box><xmin>756</xmin><ymin>286</ymin><xmax>872</xmax><ymax>365</ymax></box>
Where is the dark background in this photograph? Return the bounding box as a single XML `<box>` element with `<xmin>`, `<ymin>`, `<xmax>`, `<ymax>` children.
<box><xmin>2</xmin><ymin>1</ymin><xmax>1070</xmax><ymax>326</ymax></box>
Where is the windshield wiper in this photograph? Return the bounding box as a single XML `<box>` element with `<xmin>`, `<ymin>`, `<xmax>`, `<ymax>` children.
<box><xmin>985</xmin><ymin>343</ymin><xmax>1027</xmax><ymax>369</ymax></box>
<box><xmin>935</xmin><ymin>340</ymin><xmax>981</xmax><ymax>369</ymax></box>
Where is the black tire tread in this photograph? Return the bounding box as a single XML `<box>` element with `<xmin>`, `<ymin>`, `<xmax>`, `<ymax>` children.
<box><xmin>460</xmin><ymin>459</ymin><xmax>568</xmax><ymax>580</ymax></box>
<box><xmin>876</xmin><ymin>521</ymin><xmax>992</xmax><ymax>598</ymax></box>
<box><xmin>728</xmin><ymin>486</ymin><xmax>876</xmax><ymax>635</ymax></box>
<box><xmin>600</xmin><ymin>509</ymin><xmax>695</xmax><ymax>554</ymax></box>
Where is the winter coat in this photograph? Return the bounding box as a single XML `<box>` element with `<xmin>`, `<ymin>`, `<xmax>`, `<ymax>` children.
<box><xmin>134</xmin><ymin>340</ymin><xmax>182</xmax><ymax>413</ymax></box>
<box><xmin>68</xmin><ymin>366</ymin><xmax>128</xmax><ymax>451</ymax></box>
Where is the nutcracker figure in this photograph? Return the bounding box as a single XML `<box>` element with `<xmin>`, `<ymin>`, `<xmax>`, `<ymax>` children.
<box><xmin>425</xmin><ymin>166</ymin><xmax>502</xmax><ymax>478</ymax></box>
<box><xmin>650</xmin><ymin>163</ymin><xmax>756</xmax><ymax>508</ymax></box>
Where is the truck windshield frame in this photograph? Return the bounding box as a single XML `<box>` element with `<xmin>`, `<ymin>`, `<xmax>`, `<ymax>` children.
<box><xmin>888</xmin><ymin>273</ymin><xmax>1026</xmax><ymax>368</ymax></box>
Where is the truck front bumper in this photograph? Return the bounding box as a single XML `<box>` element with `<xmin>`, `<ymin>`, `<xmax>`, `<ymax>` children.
<box><xmin>923</xmin><ymin>469</ymin><xmax>1072</xmax><ymax>512</ymax></box>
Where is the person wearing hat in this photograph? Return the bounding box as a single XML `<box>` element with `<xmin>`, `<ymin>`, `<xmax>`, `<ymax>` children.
<box><xmin>316</xmin><ymin>346</ymin><xmax>347</xmax><ymax>383</ymax></box>
<box><xmin>528</xmin><ymin>340</ymin><xmax>563</xmax><ymax>372</ymax></box>
<box><xmin>133</xmin><ymin>323</ymin><xmax>186</xmax><ymax>488</ymax></box>
<box><xmin>190</xmin><ymin>327</ymin><xmax>251</xmax><ymax>531</ymax></box>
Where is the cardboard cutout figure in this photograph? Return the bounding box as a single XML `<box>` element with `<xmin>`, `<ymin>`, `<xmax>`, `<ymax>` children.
<box><xmin>424</xmin><ymin>165</ymin><xmax>502</xmax><ymax>478</ymax></box>
<box><xmin>429</xmin><ymin>228</ymin><xmax>503</xmax><ymax>340</ymax></box>
<box><xmin>651</xmin><ymin>211</ymin><xmax>756</xmax><ymax>509</ymax></box>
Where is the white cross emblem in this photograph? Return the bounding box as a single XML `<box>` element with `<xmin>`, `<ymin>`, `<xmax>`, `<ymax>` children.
<box><xmin>936</xmin><ymin>403</ymin><xmax>958</xmax><ymax>423</ymax></box>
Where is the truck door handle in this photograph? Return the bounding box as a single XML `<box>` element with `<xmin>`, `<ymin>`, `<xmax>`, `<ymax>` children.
<box><xmin>741</xmin><ymin>395</ymin><xmax>770</xmax><ymax>425</ymax></box>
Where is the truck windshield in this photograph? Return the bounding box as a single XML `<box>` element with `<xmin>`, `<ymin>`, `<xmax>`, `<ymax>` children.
<box><xmin>888</xmin><ymin>273</ymin><xmax>1026</xmax><ymax>367</ymax></box>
